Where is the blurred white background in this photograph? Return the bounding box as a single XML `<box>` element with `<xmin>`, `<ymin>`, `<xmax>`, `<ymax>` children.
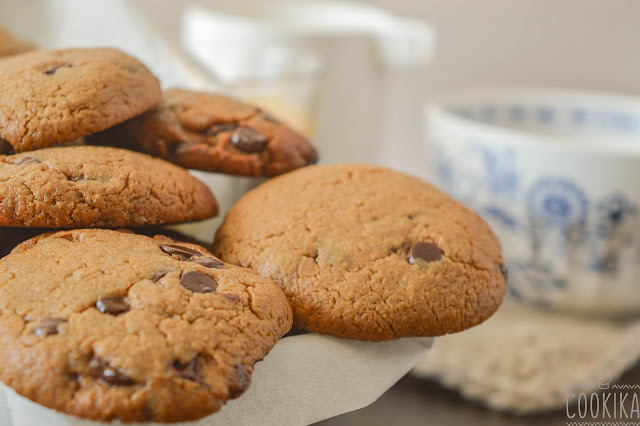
<box><xmin>360</xmin><ymin>0</ymin><xmax>640</xmax><ymax>176</ymax></box>
<box><xmin>125</xmin><ymin>0</ymin><xmax>640</xmax><ymax>93</ymax></box>
<box><xmin>359</xmin><ymin>0</ymin><xmax>640</xmax><ymax>93</ymax></box>
<box><xmin>4</xmin><ymin>0</ymin><xmax>638</xmax><ymax>180</ymax></box>
<box><xmin>4</xmin><ymin>0</ymin><xmax>637</xmax><ymax>184</ymax></box>
<box><xmin>148</xmin><ymin>0</ymin><xmax>640</xmax><ymax>176</ymax></box>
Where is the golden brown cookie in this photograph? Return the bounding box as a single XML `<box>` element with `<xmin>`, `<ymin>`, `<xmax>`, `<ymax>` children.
<box><xmin>0</xmin><ymin>229</ymin><xmax>292</xmax><ymax>422</ymax></box>
<box><xmin>0</xmin><ymin>227</ymin><xmax>210</xmax><ymax>259</ymax></box>
<box><xmin>0</xmin><ymin>146</ymin><xmax>218</xmax><ymax>228</ymax></box>
<box><xmin>87</xmin><ymin>89</ymin><xmax>318</xmax><ymax>176</ymax></box>
<box><xmin>0</xmin><ymin>48</ymin><xmax>161</xmax><ymax>154</ymax></box>
<box><xmin>0</xmin><ymin>27</ymin><xmax>34</xmax><ymax>58</ymax></box>
<box><xmin>214</xmin><ymin>164</ymin><xmax>507</xmax><ymax>341</ymax></box>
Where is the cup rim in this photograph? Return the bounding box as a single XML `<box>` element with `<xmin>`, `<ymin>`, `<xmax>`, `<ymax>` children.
<box><xmin>425</xmin><ymin>86</ymin><xmax>640</xmax><ymax>157</ymax></box>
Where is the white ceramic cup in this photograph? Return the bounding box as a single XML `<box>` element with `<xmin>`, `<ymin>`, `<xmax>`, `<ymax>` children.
<box><xmin>424</xmin><ymin>87</ymin><xmax>640</xmax><ymax>315</ymax></box>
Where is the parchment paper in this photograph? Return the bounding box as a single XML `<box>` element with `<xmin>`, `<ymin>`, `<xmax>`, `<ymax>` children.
<box><xmin>0</xmin><ymin>336</ymin><xmax>433</xmax><ymax>426</ymax></box>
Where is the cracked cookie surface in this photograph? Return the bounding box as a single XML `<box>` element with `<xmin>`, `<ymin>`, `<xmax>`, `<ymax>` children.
<box><xmin>0</xmin><ymin>48</ymin><xmax>161</xmax><ymax>153</ymax></box>
<box><xmin>0</xmin><ymin>146</ymin><xmax>218</xmax><ymax>228</ymax></box>
<box><xmin>0</xmin><ymin>229</ymin><xmax>292</xmax><ymax>422</ymax></box>
<box><xmin>214</xmin><ymin>164</ymin><xmax>506</xmax><ymax>341</ymax></box>
<box><xmin>87</xmin><ymin>88</ymin><xmax>318</xmax><ymax>176</ymax></box>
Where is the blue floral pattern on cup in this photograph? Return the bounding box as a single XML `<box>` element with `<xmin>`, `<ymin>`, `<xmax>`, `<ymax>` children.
<box><xmin>526</xmin><ymin>178</ymin><xmax>588</xmax><ymax>229</ymax></box>
<box><xmin>433</xmin><ymin>138</ymin><xmax>639</xmax><ymax>307</ymax></box>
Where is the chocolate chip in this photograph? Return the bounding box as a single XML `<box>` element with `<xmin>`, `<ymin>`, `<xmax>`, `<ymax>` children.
<box><xmin>160</xmin><ymin>244</ymin><xmax>202</xmax><ymax>260</ymax></box>
<box><xmin>222</xmin><ymin>294</ymin><xmax>241</xmax><ymax>302</ymax></box>
<box><xmin>96</xmin><ymin>298</ymin><xmax>129</xmax><ymax>315</ymax></box>
<box><xmin>69</xmin><ymin>174</ymin><xmax>85</xmax><ymax>182</ymax></box>
<box><xmin>150</xmin><ymin>270</ymin><xmax>170</xmax><ymax>282</ymax></box>
<box><xmin>44</xmin><ymin>63</ymin><xmax>71</xmax><ymax>75</ymax></box>
<box><xmin>172</xmin><ymin>358</ymin><xmax>200</xmax><ymax>382</ymax></box>
<box><xmin>407</xmin><ymin>242</ymin><xmax>443</xmax><ymax>264</ymax></box>
<box><xmin>90</xmin><ymin>356</ymin><xmax>134</xmax><ymax>386</ymax></box>
<box><xmin>230</xmin><ymin>127</ymin><xmax>268</xmax><ymax>153</ymax></box>
<box><xmin>206</xmin><ymin>122</ymin><xmax>237</xmax><ymax>137</ymax></box>
<box><xmin>142</xmin><ymin>405</ymin><xmax>154</xmax><ymax>421</ymax></box>
<box><xmin>500</xmin><ymin>264</ymin><xmax>509</xmax><ymax>282</ymax></box>
<box><xmin>192</xmin><ymin>257</ymin><xmax>225</xmax><ymax>269</ymax></box>
<box><xmin>14</xmin><ymin>156</ymin><xmax>41</xmax><ymax>166</ymax></box>
<box><xmin>159</xmin><ymin>244</ymin><xmax>224</xmax><ymax>271</ymax></box>
<box><xmin>181</xmin><ymin>271</ymin><xmax>217</xmax><ymax>293</ymax></box>
<box><xmin>33</xmin><ymin>317</ymin><xmax>65</xmax><ymax>336</ymax></box>
<box><xmin>0</xmin><ymin>138</ymin><xmax>14</xmax><ymax>155</ymax></box>
<box><xmin>228</xmin><ymin>364</ymin><xmax>250</xmax><ymax>398</ymax></box>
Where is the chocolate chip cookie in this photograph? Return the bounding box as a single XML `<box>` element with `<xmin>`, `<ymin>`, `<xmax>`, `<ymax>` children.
<box><xmin>0</xmin><ymin>48</ymin><xmax>161</xmax><ymax>153</ymax></box>
<box><xmin>0</xmin><ymin>227</ymin><xmax>210</xmax><ymax>259</ymax></box>
<box><xmin>0</xmin><ymin>229</ymin><xmax>292</xmax><ymax>422</ymax></box>
<box><xmin>0</xmin><ymin>146</ymin><xmax>218</xmax><ymax>228</ymax></box>
<box><xmin>87</xmin><ymin>89</ymin><xmax>318</xmax><ymax>176</ymax></box>
<box><xmin>214</xmin><ymin>164</ymin><xmax>507</xmax><ymax>341</ymax></box>
<box><xmin>0</xmin><ymin>27</ymin><xmax>34</xmax><ymax>58</ymax></box>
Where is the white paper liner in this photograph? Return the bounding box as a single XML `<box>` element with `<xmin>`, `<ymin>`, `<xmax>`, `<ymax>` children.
<box><xmin>166</xmin><ymin>171</ymin><xmax>265</xmax><ymax>243</ymax></box>
<box><xmin>0</xmin><ymin>335</ymin><xmax>433</xmax><ymax>425</ymax></box>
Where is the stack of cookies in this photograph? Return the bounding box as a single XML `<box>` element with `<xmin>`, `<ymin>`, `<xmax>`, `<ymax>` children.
<box><xmin>0</xmin><ymin>43</ymin><xmax>317</xmax><ymax>423</ymax></box>
<box><xmin>0</xmin><ymin>30</ymin><xmax>506</xmax><ymax>425</ymax></box>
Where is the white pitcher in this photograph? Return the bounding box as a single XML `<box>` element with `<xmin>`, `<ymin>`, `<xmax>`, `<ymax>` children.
<box><xmin>180</xmin><ymin>1</ymin><xmax>436</xmax><ymax>169</ymax></box>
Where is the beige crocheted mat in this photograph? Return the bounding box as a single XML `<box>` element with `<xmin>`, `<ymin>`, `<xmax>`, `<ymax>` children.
<box><xmin>412</xmin><ymin>301</ymin><xmax>640</xmax><ymax>414</ymax></box>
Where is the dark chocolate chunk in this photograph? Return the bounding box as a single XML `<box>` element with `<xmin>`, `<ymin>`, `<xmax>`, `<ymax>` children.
<box><xmin>150</xmin><ymin>270</ymin><xmax>170</xmax><ymax>282</ymax></box>
<box><xmin>172</xmin><ymin>358</ymin><xmax>200</xmax><ymax>382</ymax></box>
<box><xmin>407</xmin><ymin>242</ymin><xmax>443</xmax><ymax>264</ymax></box>
<box><xmin>33</xmin><ymin>317</ymin><xmax>66</xmax><ymax>336</ymax></box>
<box><xmin>44</xmin><ymin>63</ymin><xmax>71</xmax><ymax>75</ymax></box>
<box><xmin>181</xmin><ymin>271</ymin><xmax>217</xmax><ymax>293</ymax></box>
<box><xmin>14</xmin><ymin>156</ymin><xmax>41</xmax><ymax>166</ymax></box>
<box><xmin>160</xmin><ymin>244</ymin><xmax>202</xmax><ymax>260</ymax></box>
<box><xmin>228</xmin><ymin>364</ymin><xmax>250</xmax><ymax>398</ymax></box>
<box><xmin>192</xmin><ymin>257</ymin><xmax>225</xmax><ymax>269</ymax></box>
<box><xmin>500</xmin><ymin>263</ymin><xmax>509</xmax><ymax>282</ymax></box>
<box><xmin>230</xmin><ymin>127</ymin><xmax>268</xmax><ymax>153</ymax></box>
<box><xmin>222</xmin><ymin>294</ymin><xmax>241</xmax><ymax>302</ymax></box>
<box><xmin>96</xmin><ymin>297</ymin><xmax>129</xmax><ymax>315</ymax></box>
<box><xmin>0</xmin><ymin>138</ymin><xmax>15</xmax><ymax>155</ymax></box>
<box><xmin>206</xmin><ymin>122</ymin><xmax>237</xmax><ymax>137</ymax></box>
<box><xmin>90</xmin><ymin>356</ymin><xmax>134</xmax><ymax>386</ymax></box>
